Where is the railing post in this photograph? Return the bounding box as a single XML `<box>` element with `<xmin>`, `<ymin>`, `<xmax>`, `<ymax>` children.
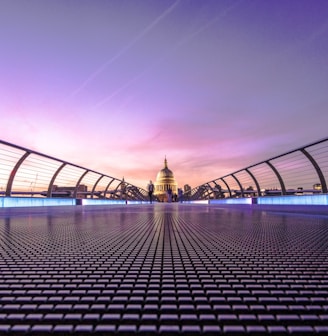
<box><xmin>73</xmin><ymin>170</ymin><xmax>89</xmax><ymax>199</ymax></box>
<box><xmin>104</xmin><ymin>178</ymin><xmax>116</xmax><ymax>199</ymax></box>
<box><xmin>6</xmin><ymin>152</ymin><xmax>30</xmax><ymax>197</ymax></box>
<box><xmin>265</xmin><ymin>161</ymin><xmax>286</xmax><ymax>195</ymax></box>
<box><xmin>47</xmin><ymin>163</ymin><xmax>66</xmax><ymax>197</ymax></box>
<box><xmin>245</xmin><ymin>168</ymin><xmax>261</xmax><ymax>196</ymax></box>
<box><xmin>300</xmin><ymin>148</ymin><xmax>328</xmax><ymax>193</ymax></box>
<box><xmin>221</xmin><ymin>178</ymin><xmax>232</xmax><ymax>198</ymax></box>
<box><xmin>231</xmin><ymin>174</ymin><xmax>244</xmax><ymax>198</ymax></box>
<box><xmin>91</xmin><ymin>175</ymin><xmax>105</xmax><ymax>199</ymax></box>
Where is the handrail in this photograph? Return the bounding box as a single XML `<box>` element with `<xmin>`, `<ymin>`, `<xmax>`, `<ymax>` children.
<box><xmin>190</xmin><ymin>137</ymin><xmax>328</xmax><ymax>200</ymax></box>
<box><xmin>3</xmin><ymin>137</ymin><xmax>327</xmax><ymax>202</ymax></box>
<box><xmin>0</xmin><ymin>139</ymin><xmax>147</xmax><ymax>201</ymax></box>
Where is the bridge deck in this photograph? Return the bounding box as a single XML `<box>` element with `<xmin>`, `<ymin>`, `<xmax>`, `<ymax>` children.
<box><xmin>0</xmin><ymin>203</ymin><xmax>328</xmax><ymax>335</ymax></box>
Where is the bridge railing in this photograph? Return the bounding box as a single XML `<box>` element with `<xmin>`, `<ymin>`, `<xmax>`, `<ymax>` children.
<box><xmin>0</xmin><ymin>140</ymin><xmax>147</xmax><ymax>201</ymax></box>
<box><xmin>190</xmin><ymin>137</ymin><xmax>328</xmax><ymax>200</ymax></box>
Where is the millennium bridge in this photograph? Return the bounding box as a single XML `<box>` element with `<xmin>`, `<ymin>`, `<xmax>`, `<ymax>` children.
<box><xmin>0</xmin><ymin>138</ymin><xmax>328</xmax><ymax>335</ymax></box>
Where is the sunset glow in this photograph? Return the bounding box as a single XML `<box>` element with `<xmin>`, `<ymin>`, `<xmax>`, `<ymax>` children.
<box><xmin>1</xmin><ymin>0</ymin><xmax>328</xmax><ymax>189</ymax></box>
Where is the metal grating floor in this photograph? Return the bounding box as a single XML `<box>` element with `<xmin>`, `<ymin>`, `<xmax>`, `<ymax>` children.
<box><xmin>0</xmin><ymin>203</ymin><xmax>328</xmax><ymax>335</ymax></box>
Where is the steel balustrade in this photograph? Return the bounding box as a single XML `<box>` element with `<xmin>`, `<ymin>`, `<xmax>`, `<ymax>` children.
<box><xmin>0</xmin><ymin>140</ymin><xmax>148</xmax><ymax>201</ymax></box>
<box><xmin>2</xmin><ymin>137</ymin><xmax>328</xmax><ymax>202</ymax></box>
<box><xmin>190</xmin><ymin>137</ymin><xmax>328</xmax><ymax>200</ymax></box>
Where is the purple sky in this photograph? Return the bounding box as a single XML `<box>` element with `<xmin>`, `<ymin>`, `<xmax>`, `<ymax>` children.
<box><xmin>1</xmin><ymin>0</ymin><xmax>328</xmax><ymax>189</ymax></box>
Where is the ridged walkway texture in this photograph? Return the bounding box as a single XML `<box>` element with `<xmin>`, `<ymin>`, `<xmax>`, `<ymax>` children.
<box><xmin>1</xmin><ymin>203</ymin><xmax>328</xmax><ymax>335</ymax></box>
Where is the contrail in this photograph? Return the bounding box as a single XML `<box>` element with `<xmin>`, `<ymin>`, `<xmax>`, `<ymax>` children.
<box><xmin>93</xmin><ymin>71</ymin><xmax>146</xmax><ymax>109</ymax></box>
<box><xmin>71</xmin><ymin>0</ymin><xmax>181</xmax><ymax>97</ymax></box>
<box><xmin>172</xmin><ymin>0</ymin><xmax>244</xmax><ymax>47</ymax></box>
<box><xmin>93</xmin><ymin>0</ymin><xmax>244</xmax><ymax>109</ymax></box>
<box><xmin>260</xmin><ymin>14</ymin><xmax>328</xmax><ymax>70</ymax></box>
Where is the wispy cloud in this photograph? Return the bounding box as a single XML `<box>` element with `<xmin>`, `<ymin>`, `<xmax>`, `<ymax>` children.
<box><xmin>92</xmin><ymin>0</ymin><xmax>244</xmax><ymax>108</ymax></box>
<box><xmin>71</xmin><ymin>0</ymin><xmax>181</xmax><ymax>97</ymax></box>
<box><xmin>171</xmin><ymin>0</ymin><xmax>244</xmax><ymax>47</ymax></box>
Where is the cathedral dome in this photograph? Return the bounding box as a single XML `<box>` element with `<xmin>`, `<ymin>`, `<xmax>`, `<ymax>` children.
<box><xmin>156</xmin><ymin>165</ymin><xmax>174</xmax><ymax>181</ymax></box>
<box><xmin>154</xmin><ymin>157</ymin><xmax>178</xmax><ymax>201</ymax></box>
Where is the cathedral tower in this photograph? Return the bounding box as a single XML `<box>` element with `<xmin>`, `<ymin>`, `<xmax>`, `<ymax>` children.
<box><xmin>154</xmin><ymin>157</ymin><xmax>178</xmax><ymax>202</ymax></box>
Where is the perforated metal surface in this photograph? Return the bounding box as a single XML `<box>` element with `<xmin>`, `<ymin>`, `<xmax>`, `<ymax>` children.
<box><xmin>0</xmin><ymin>203</ymin><xmax>328</xmax><ymax>335</ymax></box>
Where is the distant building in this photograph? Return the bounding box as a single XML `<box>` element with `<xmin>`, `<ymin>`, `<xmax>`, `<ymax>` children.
<box><xmin>154</xmin><ymin>157</ymin><xmax>178</xmax><ymax>202</ymax></box>
<box><xmin>313</xmin><ymin>183</ymin><xmax>322</xmax><ymax>191</ymax></box>
<box><xmin>51</xmin><ymin>184</ymin><xmax>87</xmax><ymax>198</ymax></box>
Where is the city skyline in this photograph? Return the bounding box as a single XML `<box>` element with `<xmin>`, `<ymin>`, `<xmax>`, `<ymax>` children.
<box><xmin>1</xmin><ymin>0</ymin><xmax>328</xmax><ymax>189</ymax></box>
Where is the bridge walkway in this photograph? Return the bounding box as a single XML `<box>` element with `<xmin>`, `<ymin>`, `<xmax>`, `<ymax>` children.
<box><xmin>0</xmin><ymin>203</ymin><xmax>328</xmax><ymax>335</ymax></box>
